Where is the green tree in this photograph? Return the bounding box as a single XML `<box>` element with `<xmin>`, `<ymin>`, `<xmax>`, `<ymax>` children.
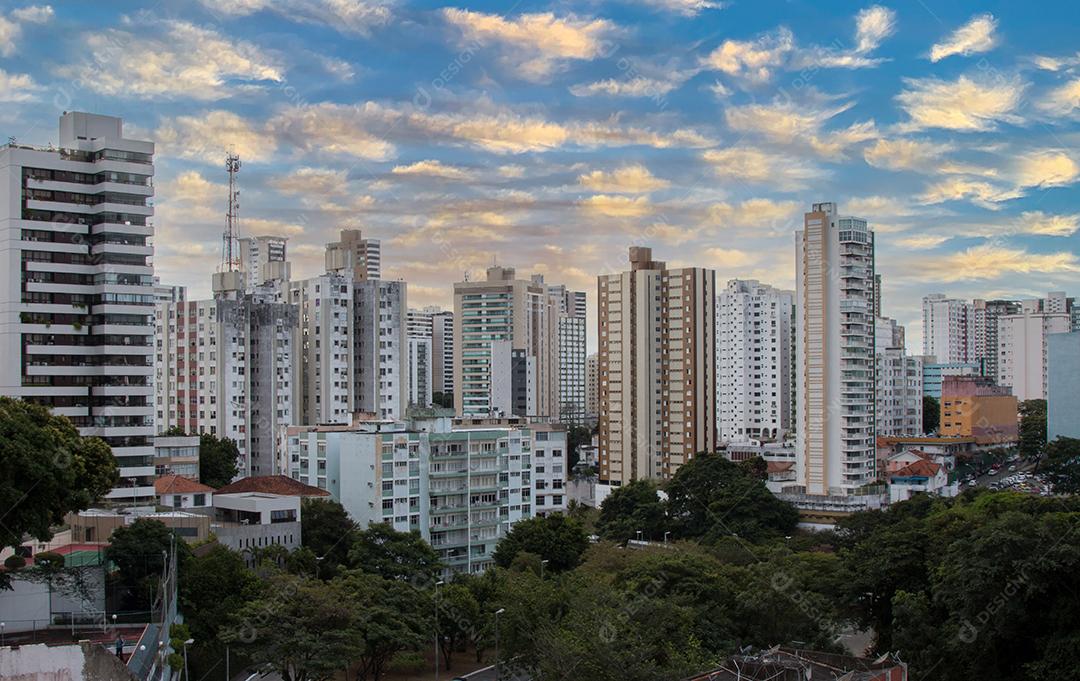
<box><xmin>347</xmin><ymin>523</ymin><xmax>442</xmax><ymax>583</ymax></box>
<box><xmin>1041</xmin><ymin>436</ymin><xmax>1080</xmax><ymax>493</ymax></box>
<box><xmin>566</xmin><ymin>424</ymin><xmax>592</xmax><ymax>469</ymax></box>
<box><xmin>0</xmin><ymin>398</ymin><xmax>117</xmax><ymax>567</ymax></box>
<box><xmin>1019</xmin><ymin>399</ymin><xmax>1048</xmax><ymax>459</ymax></box>
<box><xmin>436</xmin><ymin>582</ymin><xmax>480</xmax><ymax>671</ymax></box>
<box><xmin>224</xmin><ymin>575</ymin><xmax>361</xmax><ymax>681</ymax></box>
<box><xmin>198</xmin><ymin>433</ymin><xmax>241</xmax><ymax>488</ymax></box>
<box><xmin>337</xmin><ymin>571</ymin><xmax>431</xmax><ymax>681</ymax></box>
<box><xmin>596</xmin><ymin>479</ymin><xmax>668</xmax><ymax>542</ymax></box>
<box><xmin>666</xmin><ymin>452</ymin><xmax>798</xmax><ymax>542</ymax></box>
<box><xmin>923</xmin><ymin>395</ymin><xmax>940</xmax><ymax>434</ymax></box>
<box><xmin>180</xmin><ymin>544</ymin><xmax>262</xmax><ymax>681</ymax></box>
<box><xmin>431</xmin><ymin>392</ymin><xmax>453</xmax><ymax>409</ymax></box>
<box><xmin>492</xmin><ymin>513</ymin><xmax>589</xmax><ymax>573</ymax></box>
<box><xmin>301</xmin><ymin>498</ymin><xmax>357</xmax><ymax>579</ymax></box>
<box><xmin>107</xmin><ymin>518</ymin><xmax>187</xmax><ymax>582</ymax></box>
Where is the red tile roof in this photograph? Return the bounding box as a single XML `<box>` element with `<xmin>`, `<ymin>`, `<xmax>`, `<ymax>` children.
<box><xmin>890</xmin><ymin>460</ymin><xmax>943</xmax><ymax>479</ymax></box>
<box><xmin>215</xmin><ymin>475</ymin><xmax>330</xmax><ymax>497</ymax></box>
<box><xmin>154</xmin><ymin>475</ymin><xmax>215</xmax><ymax>495</ymax></box>
<box><xmin>766</xmin><ymin>461</ymin><xmax>794</xmax><ymax>473</ymax></box>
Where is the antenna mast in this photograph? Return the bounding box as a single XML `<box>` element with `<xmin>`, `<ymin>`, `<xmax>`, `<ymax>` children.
<box><xmin>222</xmin><ymin>152</ymin><xmax>242</xmax><ymax>272</ymax></box>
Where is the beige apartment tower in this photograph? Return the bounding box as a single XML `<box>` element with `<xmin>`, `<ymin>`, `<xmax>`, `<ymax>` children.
<box><xmin>597</xmin><ymin>247</ymin><xmax>716</xmax><ymax>484</ymax></box>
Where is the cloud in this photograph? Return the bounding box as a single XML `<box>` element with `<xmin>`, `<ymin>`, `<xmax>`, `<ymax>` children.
<box><xmin>703</xmin><ymin>27</ymin><xmax>794</xmax><ymax>83</ymax></box>
<box><xmin>0</xmin><ymin>68</ymin><xmax>39</xmax><ymax>102</ymax></box>
<box><xmin>198</xmin><ymin>0</ymin><xmax>392</xmax><ymax>35</ymax></box>
<box><xmin>918</xmin><ymin>177</ymin><xmax>1021</xmax><ymax>207</ymax></box>
<box><xmin>930</xmin><ymin>13</ymin><xmax>998</xmax><ymax>62</ymax></box>
<box><xmin>845</xmin><ymin>195</ymin><xmax>921</xmax><ymax>218</ymax></box>
<box><xmin>0</xmin><ymin>4</ymin><xmax>52</xmax><ymax>56</ymax></box>
<box><xmin>1015</xmin><ymin>211</ymin><xmax>1080</xmax><ymax>237</ymax></box>
<box><xmin>569</xmin><ymin>77</ymin><xmax>679</xmax><ymax>98</ymax></box>
<box><xmin>1030</xmin><ymin>53</ymin><xmax>1080</xmax><ymax>72</ymax></box>
<box><xmin>724</xmin><ymin>99</ymin><xmax>876</xmax><ymax>159</ymax></box>
<box><xmin>579</xmin><ymin>164</ymin><xmax>669</xmax><ymax>193</ymax></box>
<box><xmin>702</xmin><ymin>146</ymin><xmax>819</xmax><ymax>189</ymax></box>
<box><xmin>709</xmin><ymin>198</ymin><xmax>801</xmax><ymax>229</ymax></box>
<box><xmin>631</xmin><ymin>0</ymin><xmax>726</xmax><ymax>16</ymax></box>
<box><xmin>863</xmin><ymin>137</ymin><xmax>948</xmax><ymax>172</ymax></box>
<box><xmin>269</xmin><ymin>167</ymin><xmax>349</xmax><ymax>196</ymax></box>
<box><xmin>896</xmin><ymin>75</ymin><xmax>1025</xmax><ymax>131</ymax></box>
<box><xmin>917</xmin><ymin>149</ymin><xmax>1078</xmax><ymax>208</ymax></box>
<box><xmin>579</xmin><ymin>195</ymin><xmax>653</xmax><ymax>217</ymax></box>
<box><xmin>1038</xmin><ymin>78</ymin><xmax>1080</xmax><ymax>116</ymax></box>
<box><xmin>1012</xmin><ymin>149</ymin><xmax>1080</xmax><ymax>189</ymax></box>
<box><xmin>156</xmin><ymin>110</ymin><xmax>276</xmax><ymax>164</ymax></box>
<box><xmin>268</xmin><ymin>103</ymin><xmax>397</xmax><ymax>160</ymax></box>
<box><xmin>855</xmin><ymin>5</ymin><xmax>896</xmax><ymax>54</ymax></box>
<box><xmin>914</xmin><ymin>244</ymin><xmax>1079</xmax><ymax>282</ymax></box>
<box><xmin>391</xmin><ymin>159</ymin><xmax>474</xmax><ymax>180</ymax></box>
<box><xmin>442</xmin><ymin>9</ymin><xmax>618</xmax><ymax>81</ymax></box>
<box><xmin>701</xmin><ymin>247</ymin><xmax>760</xmax><ymax>267</ymax></box>
<box><xmin>894</xmin><ymin>234</ymin><xmax>951</xmax><ymax>249</ymax></box>
<box><xmin>56</xmin><ymin>20</ymin><xmax>282</xmax><ymax>100</ymax></box>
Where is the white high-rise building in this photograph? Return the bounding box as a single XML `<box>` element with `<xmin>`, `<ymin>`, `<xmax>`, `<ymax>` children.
<box><xmin>549</xmin><ymin>285</ymin><xmax>587</xmax><ymax>424</ymax></box>
<box><xmin>431</xmin><ymin>309</ymin><xmax>454</xmax><ymax>397</ymax></box>
<box><xmin>239</xmin><ymin>235</ymin><xmax>290</xmax><ymax>291</ymax></box>
<box><xmin>355</xmin><ymin>279</ymin><xmax>407</xmax><ymax>419</ymax></box>
<box><xmin>154</xmin><ymin>287</ymin><xmax>297</xmax><ymax>477</ymax></box>
<box><xmin>326</xmin><ymin>228</ymin><xmax>381</xmax><ymax>280</ymax></box>
<box><xmin>716</xmin><ymin>279</ymin><xmax>794</xmax><ymax>443</ymax></box>
<box><xmin>973</xmin><ymin>299</ymin><xmax>1020</xmax><ymax>379</ymax></box>
<box><xmin>407</xmin><ymin>336</ymin><xmax>433</xmax><ymax>408</ymax></box>
<box><xmin>997</xmin><ymin>310</ymin><xmax>1071</xmax><ymax>401</ymax></box>
<box><xmin>875</xmin><ymin>349</ymin><xmax>923</xmax><ymax>436</ymax></box>
<box><xmin>795</xmin><ymin>202</ymin><xmax>876</xmax><ymax>496</ymax></box>
<box><xmin>286</xmin><ymin>273</ymin><xmax>354</xmax><ymax>426</ymax></box>
<box><xmin>0</xmin><ymin>112</ymin><xmax>158</xmax><ymax>501</ymax></box>
<box><xmin>922</xmin><ymin>294</ymin><xmax>975</xmax><ymax>363</ymax></box>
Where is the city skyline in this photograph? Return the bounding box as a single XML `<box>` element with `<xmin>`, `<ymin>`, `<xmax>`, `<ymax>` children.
<box><xmin>3</xmin><ymin>2</ymin><xmax>1080</xmax><ymax>352</ymax></box>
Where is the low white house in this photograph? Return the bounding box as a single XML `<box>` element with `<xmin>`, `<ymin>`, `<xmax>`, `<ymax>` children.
<box><xmin>888</xmin><ymin>459</ymin><xmax>957</xmax><ymax>503</ymax></box>
<box><xmin>154</xmin><ymin>475</ymin><xmax>214</xmax><ymax>509</ymax></box>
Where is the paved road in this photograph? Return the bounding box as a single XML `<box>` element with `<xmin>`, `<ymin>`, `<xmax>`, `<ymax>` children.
<box><xmin>960</xmin><ymin>458</ymin><xmax>1039</xmax><ymax>490</ymax></box>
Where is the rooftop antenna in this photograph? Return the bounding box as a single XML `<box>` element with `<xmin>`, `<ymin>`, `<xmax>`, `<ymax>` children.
<box><xmin>222</xmin><ymin>152</ymin><xmax>242</xmax><ymax>272</ymax></box>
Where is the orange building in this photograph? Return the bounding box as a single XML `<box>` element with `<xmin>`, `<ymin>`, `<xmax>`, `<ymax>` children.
<box><xmin>940</xmin><ymin>375</ymin><xmax>1019</xmax><ymax>444</ymax></box>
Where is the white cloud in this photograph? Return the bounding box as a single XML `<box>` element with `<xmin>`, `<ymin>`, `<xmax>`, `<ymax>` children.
<box><xmin>0</xmin><ymin>68</ymin><xmax>39</xmax><ymax>102</ymax></box>
<box><xmin>1014</xmin><ymin>211</ymin><xmax>1080</xmax><ymax>237</ymax></box>
<box><xmin>632</xmin><ymin>0</ymin><xmax>726</xmax><ymax>17</ymax></box>
<box><xmin>56</xmin><ymin>20</ymin><xmax>282</xmax><ymax>100</ymax></box>
<box><xmin>855</xmin><ymin>5</ymin><xmax>896</xmax><ymax>54</ymax></box>
<box><xmin>0</xmin><ymin>4</ymin><xmax>52</xmax><ymax>56</ymax></box>
<box><xmin>569</xmin><ymin>77</ymin><xmax>678</xmax><ymax>98</ymax></box>
<box><xmin>894</xmin><ymin>234</ymin><xmax>951</xmax><ymax>249</ymax></box>
<box><xmin>724</xmin><ymin>99</ymin><xmax>877</xmax><ymax>159</ymax></box>
<box><xmin>863</xmin><ymin>137</ymin><xmax>949</xmax><ymax>172</ymax></box>
<box><xmin>702</xmin><ymin>146</ymin><xmax>819</xmax><ymax>189</ymax></box>
<box><xmin>1038</xmin><ymin>78</ymin><xmax>1080</xmax><ymax>116</ymax></box>
<box><xmin>930</xmin><ymin>13</ymin><xmax>998</xmax><ymax>62</ymax></box>
<box><xmin>579</xmin><ymin>194</ymin><xmax>653</xmax><ymax>217</ymax></box>
<box><xmin>896</xmin><ymin>75</ymin><xmax>1025</xmax><ymax>131</ymax></box>
<box><xmin>709</xmin><ymin>198</ymin><xmax>801</xmax><ymax>229</ymax></box>
<box><xmin>269</xmin><ymin>167</ymin><xmax>349</xmax><ymax>196</ymax></box>
<box><xmin>914</xmin><ymin>244</ymin><xmax>1079</xmax><ymax>282</ymax></box>
<box><xmin>1012</xmin><ymin>149</ymin><xmax>1080</xmax><ymax>189</ymax></box>
<box><xmin>391</xmin><ymin>159</ymin><xmax>474</xmax><ymax>180</ymax></box>
<box><xmin>703</xmin><ymin>27</ymin><xmax>794</xmax><ymax>83</ymax></box>
<box><xmin>918</xmin><ymin>177</ymin><xmax>1020</xmax><ymax>207</ymax></box>
<box><xmin>442</xmin><ymin>9</ymin><xmax>618</xmax><ymax>81</ymax></box>
<box><xmin>579</xmin><ymin>164</ymin><xmax>670</xmax><ymax>193</ymax></box>
<box><xmin>156</xmin><ymin>110</ymin><xmax>276</xmax><ymax>164</ymax></box>
<box><xmin>268</xmin><ymin>103</ymin><xmax>397</xmax><ymax>160</ymax></box>
<box><xmin>198</xmin><ymin>0</ymin><xmax>392</xmax><ymax>35</ymax></box>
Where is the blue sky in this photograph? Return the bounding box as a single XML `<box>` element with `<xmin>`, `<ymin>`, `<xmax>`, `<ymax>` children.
<box><xmin>3</xmin><ymin>0</ymin><xmax>1080</xmax><ymax>350</ymax></box>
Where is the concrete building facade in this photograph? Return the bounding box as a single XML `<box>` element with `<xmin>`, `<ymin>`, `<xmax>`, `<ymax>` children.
<box><xmin>940</xmin><ymin>375</ymin><xmax>1018</xmax><ymax>444</ymax></box>
<box><xmin>326</xmin><ymin>228</ymin><xmax>380</xmax><ymax>280</ymax></box>
<box><xmin>1047</xmin><ymin>331</ymin><xmax>1080</xmax><ymax>442</ymax></box>
<box><xmin>997</xmin><ymin>310</ymin><xmax>1071</xmax><ymax>401</ymax></box>
<box><xmin>716</xmin><ymin>279</ymin><xmax>794</xmax><ymax>443</ymax></box>
<box><xmin>922</xmin><ymin>294</ymin><xmax>974</xmax><ymax>364</ymax></box>
<box><xmin>597</xmin><ymin>247</ymin><xmax>716</xmax><ymax>484</ymax></box>
<box><xmin>0</xmin><ymin>113</ymin><xmax>158</xmax><ymax>500</ymax></box>
<box><xmin>795</xmin><ymin>202</ymin><xmax>876</xmax><ymax>496</ymax></box>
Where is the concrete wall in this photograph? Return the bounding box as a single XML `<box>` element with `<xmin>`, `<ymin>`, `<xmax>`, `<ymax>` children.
<box><xmin>1048</xmin><ymin>331</ymin><xmax>1080</xmax><ymax>441</ymax></box>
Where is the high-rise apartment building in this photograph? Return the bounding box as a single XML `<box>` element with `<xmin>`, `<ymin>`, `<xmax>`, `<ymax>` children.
<box><xmin>585</xmin><ymin>353</ymin><xmax>599</xmax><ymax>423</ymax></box>
<box><xmin>354</xmin><ymin>279</ymin><xmax>407</xmax><ymax>419</ymax></box>
<box><xmin>239</xmin><ymin>235</ymin><xmax>290</xmax><ymax>290</ymax></box>
<box><xmin>875</xmin><ymin>349</ymin><xmax>923</xmax><ymax>436</ymax></box>
<box><xmin>795</xmin><ymin>202</ymin><xmax>876</xmax><ymax>496</ymax></box>
<box><xmin>431</xmin><ymin>309</ymin><xmax>454</xmax><ymax>397</ymax></box>
<box><xmin>326</xmin><ymin>228</ymin><xmax>381</xmax><ymax>280</ymax></box>
<box><xmin>1047</xmin><ymin>331</ymin><xmax>1080</xmax><ymax>441</ymax></box>
<box><xmin>453</xmin><ymin>267</ymin><xmax>559</xmax><ymax>419</ymax></box>
<box><xmin>597</xmin><ymin>247</ymin><xmax>716</xmax><ymax>484</ymax></box>
<box><xmin>407</xmin><ymin>336</ymin><xmax>433</xmax><ymax>408</ymax></box>
<box><xmin>972</xmin><ymin>298</ymin><xmax>1020</xmax><ymax>379</ymax></box>
<box><xmin>716</xmin><ymin>279</ymin><xmax>794</xmax><ymax>443</ymax></box>
<box><xmin>997</xmin><ymin>309</ymin><xmax>1071</xmax><ymax>401</ymax></box>
<box><xmin>154</xmin><ymin>287</ymin><xmax>297</xmax><ymax>477</ymax></box>
<box><xmin>549</xmin><ymin>285</ymin><xmax>587</xmax><ymax>424</ymax></box>
<box><xmin>285</xmin><ymin>273</ymin><xmax>354</xmax><ymax>426</ymax></box>
<box><xmin>940</xmin><ymin>375</ymin><xmax>1018</xmax><ymax>444</ymax></box>
<box><xmin>922</xmin><ymin>294</ymin><xmax>974</xmax><ymax>364</ymax></box>
<box><xmin>0</xmin><ymin>112</ymin><xmax>158</xmax><ymax>501</ymax></box>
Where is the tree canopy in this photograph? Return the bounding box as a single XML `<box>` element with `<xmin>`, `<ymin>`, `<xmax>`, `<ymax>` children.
<box><xmin>1041</xmin><ymin>436</ymin><xmax>1080</xmax><ymax>494</ymax></box>
<box><xmin>1019</xmin><ymin>399</ymin><xmax>1047</xmax><ymax>459</ymax></box>
<box><xmin>347</xmin><ymin>522</ymin><xmax>442</xmax><ymax>583</ymax></box>
<box><xmin>596</xmin><ymin>479</ymin><xmax>668</xmax><ymax>542</ymax></box>
<box><xmin>492</xmin><ymin>513</ymin><xmax>589</xmax><ymax>573</ymax></box>
<box><xmin>301</xmin><ymin>498</ymin><xmax>357</xmax><ymax>579</ymax></box>
<box><xmin>923</xmin><ymin>395</ymin><xmax>940</xmax><ymax>435</ymax></box>
<box><xmin>198</xmin><ymin>432</ymin><xmax>241</xmax><ymax>488</ymax></box>
<box><xmin>0</xmin><ymin>398</ymin><xmax>117</xmax><ymax>567</ymax></box>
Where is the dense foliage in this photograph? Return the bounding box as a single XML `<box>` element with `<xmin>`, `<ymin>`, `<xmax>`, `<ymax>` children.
<box><xmin>923</xmin><ymin>395</ymin><xmax>940</xmax><ymax>434</ymax></box>
<box><xmin>1041</xmin><ymin>436</ymin><xmax>1080</xmax><ymax>493</ymax></box>
<box><xmin>1018</xmin><ymin>399</ymin><xmax>1047</xmax><ymax>459</ymax></box>
<box><xmin>0</xmin><ymin>397</ymin><xmax>117</xmax><ymax>576</ymax></box>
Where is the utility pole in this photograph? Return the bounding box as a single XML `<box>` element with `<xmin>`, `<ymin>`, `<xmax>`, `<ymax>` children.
<box><xmin>222</xmin><ymin>153</ymin><xmax>242</xmax><ymax>273</ymax></box>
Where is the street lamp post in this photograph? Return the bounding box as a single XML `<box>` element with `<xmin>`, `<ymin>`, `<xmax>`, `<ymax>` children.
<box><xmin>540</xmin><ymin>559</ymin><xmax>549</xmax><ymax>580</ymax></box>
<box><xmin>494</xmin><ymin>608</ymin><xmax>506</xmax><ymax>681</ymax></box>
<box><xmin>315</xmin><ymin>554</ymin><xmax>325</xmax><ymax>580</ymax></box>
<box><xmin>663</xmin><ymin>531</ymin><xmax>670</xmax><ymax>544</ymax></box>
<box><xmin>636</xmin><ymin>530</ymin><xmax>642</xmax><ymax>542</ymax></box>
<box><xmin>434</xmin><ymin>580</ymin><xmax>444</xmax><ymax>681</ymax></box>
<box><xmin>183</xmin><ymin>638</ymin><xmax>194</xmax><ymax>681</ymax></box>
